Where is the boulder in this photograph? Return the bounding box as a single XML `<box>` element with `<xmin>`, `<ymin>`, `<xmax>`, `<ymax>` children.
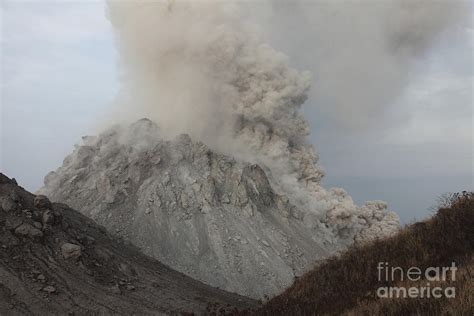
<box><xmin>61</xmin><ymin>243</ymin><xmax>81</xmax><ymax>260</ymax></box>
<box><xmin>14</xmin><ymin>223</ymin><xmax>43</xmax><ymax>239</ymax></box>
<box><xmin>1</xmin><ymin>197</ymin><xmax>17</xmax><ymax>213</ymax></box>
<box><xmin>34</xmin><ymin>195</ymin><xmax>51</xmax><ymax>210</ymax></box>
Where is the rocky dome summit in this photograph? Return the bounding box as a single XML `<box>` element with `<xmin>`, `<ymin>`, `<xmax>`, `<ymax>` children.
<box><xmin>40</xmin><ymin>119</ymin><xmax>399</xmax><ymax>299</ymax></box>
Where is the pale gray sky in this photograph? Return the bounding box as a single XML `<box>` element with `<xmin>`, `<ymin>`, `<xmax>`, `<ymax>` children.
<box><xmin>1</xmin><ymin>0</ymin><xmax>472</xmax><ymax>223</ymax></box>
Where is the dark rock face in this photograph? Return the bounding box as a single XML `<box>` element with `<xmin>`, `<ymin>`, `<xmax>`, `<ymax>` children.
<box><xmin>0</xmin><ymin>173</ymin><xmax>257</xmax><ymax>315</ymax></box>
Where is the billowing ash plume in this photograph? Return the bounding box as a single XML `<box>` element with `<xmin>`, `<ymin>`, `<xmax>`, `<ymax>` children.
<box><xmin>105</xmin><ymin>0</ymin><xmax>464</xmax><ymax>188</ymax></box>
<box><xmin>106</xmin><ymin>0</ymin><xmax>322</xmax><ymax>191</ymax></box>
<box><xmin>38</xmin><ymin>0</ymin><xmax>464</xmax><ymax>298</ymax></box>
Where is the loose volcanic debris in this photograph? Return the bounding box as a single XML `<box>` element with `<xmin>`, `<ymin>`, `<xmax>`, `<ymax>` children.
<box><xmin>0</xmin><ymin>173</ymin><xmax>258</xmax><ymax>315</ymax></box>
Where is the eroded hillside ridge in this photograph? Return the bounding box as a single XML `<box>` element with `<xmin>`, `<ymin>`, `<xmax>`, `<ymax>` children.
<box><xmin>40</xmin><ymin>119</ymin><xmax>399</xmax><ymax>299</ymax></box>
<box><xmin>0</xmin><ymin>173</ymin><xmax>257</xmax><ymax>315</ymax></box>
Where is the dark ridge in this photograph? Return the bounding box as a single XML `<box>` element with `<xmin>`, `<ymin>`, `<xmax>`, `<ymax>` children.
<box><xmin>243</xmin><ymin>192</ymin><xmax>474</xmax><ymax>315</ymax></box>
<box><xmin>0</xmin><ymin>173</ymin><xmax>258</xmax><ymax>315</ymax></box>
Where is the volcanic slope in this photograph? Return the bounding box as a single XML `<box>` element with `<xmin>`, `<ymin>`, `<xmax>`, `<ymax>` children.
<box><xmin>0</xmin><ymin>173</ymin><xmax>257</xmax><ymax>315</ymax></box>
<box><xmin>40</xmin><ymin>119</ymin><xmax>399</xmax><ymax>299</ymax></box>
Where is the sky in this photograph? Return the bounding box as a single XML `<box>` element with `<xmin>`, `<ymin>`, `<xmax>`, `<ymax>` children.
<box><xmin>1</xmin><ymin>0</ymin><xmax>472</xmax><ymax>223</ymax></box>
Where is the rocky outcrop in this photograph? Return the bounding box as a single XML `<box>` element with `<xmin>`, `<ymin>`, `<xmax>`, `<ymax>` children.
<box><xmin>60</xmin><ymin>243</ymin><xmax>82</xmax><ymax>260</ymax></box>
<box><xmin>39</xmin><ymin>119</ymin><xmax>400</xmax><ymax>299</ymax></box>
<box><xmin>0</xmin><ymin>173</ymin><xmax>257</xmax><ymax>315</ymax></box>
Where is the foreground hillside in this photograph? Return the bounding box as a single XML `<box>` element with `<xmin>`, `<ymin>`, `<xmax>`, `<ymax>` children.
<box><xmin>252</xmin><ymin>192</ymin><xmax>474</xmax><ymax>315</ymax></box>
<box><xmin>0</xmin><ymin>173</ymin><xmax>257</xmax><ymax>315</ymax></box>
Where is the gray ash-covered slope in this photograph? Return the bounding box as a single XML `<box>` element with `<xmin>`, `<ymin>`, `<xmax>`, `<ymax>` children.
<box><xmin>0</xmin><ymin>173</ymin><xmax>257</xmax><ymax>315</ymax></box>
<box><xmin>40</xmin><ymin>119</ymin><xmax>399</xmax><ymax>299</ymax></box>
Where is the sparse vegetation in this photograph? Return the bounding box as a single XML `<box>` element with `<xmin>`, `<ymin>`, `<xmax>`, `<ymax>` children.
<box><xmin>243</xmin><ymin>192</ymin><xmax>474</xmax><ymax>315</ymax></box>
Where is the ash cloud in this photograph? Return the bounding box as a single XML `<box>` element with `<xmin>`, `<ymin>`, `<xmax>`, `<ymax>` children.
<box><xmin>92</xmin><ymin>0</ymin><xmax>465</xmax><ymax>241</ymax></box>
<box><xmin>105</xmin><ymin>0</ymin><xmax>465</xmax><ymax>177</ymax></box>
<box><xmin>106</xmin><ymin>0</ymin><xmax>322</xmax><ymax>190</ymax></box>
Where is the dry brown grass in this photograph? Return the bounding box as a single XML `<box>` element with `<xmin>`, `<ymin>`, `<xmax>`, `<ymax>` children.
<box><xmin>241</xmin><ymin>192</ymin><xmax>474</xmax><ymax>316</ymax></box>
